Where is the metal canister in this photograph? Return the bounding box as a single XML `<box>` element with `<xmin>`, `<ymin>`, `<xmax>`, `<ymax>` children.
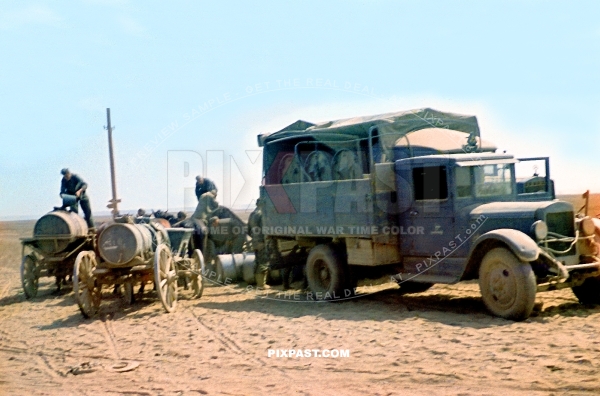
<box><xmin>61</xmin><ymin>194</ymin><xmax>78</xmax><ymax>207</ymax></box>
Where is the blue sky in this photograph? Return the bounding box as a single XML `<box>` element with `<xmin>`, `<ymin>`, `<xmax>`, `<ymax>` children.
<box><xmin>1</xmin><ymin>0</ymin><xmax>599</xmax><ymax>220</ymax></box>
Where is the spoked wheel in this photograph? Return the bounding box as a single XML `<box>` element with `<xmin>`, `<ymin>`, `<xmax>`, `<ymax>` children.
<box><xmin>478</xmin><ymin>248</ymin><xmax>536</xmax><ymax>321</ymax></box>
<box><xmin>21</xmin><ymin>254</ymin><xmax>39</xmax><ymax>299</ymax></box>
<box><xmin>73</xmin><ymin>251</ymin><xmax>102</xmax><ymax>318</ymax></box>
<box><xmin>190</xmin><ymin>249</ymin><xmax>205</xmax><ymax>298</ymax></box>
<box><xmin>124</xmin><ymin>281</ymin><xmax>135</xmax><ymax>305</ymax></box>
<box><xmin>154</xmin><ymin>244</ymin><xmax>178</xmax><ymax>313</ymax></box>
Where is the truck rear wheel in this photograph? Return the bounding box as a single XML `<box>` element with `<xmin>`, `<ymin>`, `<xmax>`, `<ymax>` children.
<box><xmin>306</xmin><ymin>245</ymin><xmax>346</xmax><ymax>300</ymax></box>
<box><xmin>572</xmin><ymin>276</ymin><xmax>600</xmax><ymax>304</ymax></box>
<box><xmin>478</xmin><ymin>247</ymin><xmax>536</xmax><ymax>321</ymax></box>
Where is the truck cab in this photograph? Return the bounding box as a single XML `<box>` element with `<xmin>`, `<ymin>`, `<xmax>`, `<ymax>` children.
<box><xmin>395</xmin><ymin>154</ymin><xmax>572</xmax><ymax>264</ymax></box>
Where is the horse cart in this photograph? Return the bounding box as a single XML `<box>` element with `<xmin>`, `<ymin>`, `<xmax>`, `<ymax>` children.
<box><xmin>73</xmin><ymin>220</ymin><xmax>204</xmax><ymax>318</ymax></box>
<box><xmin>20</xmin><ymin>210</ymin><xmax>94</xmax><ymax>298</ymax></box>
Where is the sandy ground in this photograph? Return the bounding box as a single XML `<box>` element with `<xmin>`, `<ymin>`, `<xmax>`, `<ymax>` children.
<box><xmin>1</xmin><ymin>195</ymin><xmax>600</xmax><ymax>395</ymax></box>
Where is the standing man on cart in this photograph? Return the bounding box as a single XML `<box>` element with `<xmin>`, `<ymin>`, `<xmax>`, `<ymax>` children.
<box><xmin>195</xmin><ymin>175</ymin><xmax>218</xmax><ymax>201</ymax></box>
<box><xmin>59</xmin><ymin>168</ymin><xmax>95</xmax><ymax>229</ymax></box>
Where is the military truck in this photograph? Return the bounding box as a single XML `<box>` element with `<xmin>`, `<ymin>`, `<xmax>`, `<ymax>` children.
<box><xmin>255</xmin><ymin>108</ymin><xmax>600</xmax><ymax>320</ymax></box>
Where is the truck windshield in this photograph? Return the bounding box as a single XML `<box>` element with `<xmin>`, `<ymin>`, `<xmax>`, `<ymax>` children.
<box><xmin>455</xmin><ymin>164</ymin><xmax>513</xmax><ymax>198</ymax></box>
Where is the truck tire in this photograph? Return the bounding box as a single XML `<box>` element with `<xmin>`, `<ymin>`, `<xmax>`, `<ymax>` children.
<box><xmin>478</xmin><ymin>247</ymin><xmax>536</xmax><ymax>321</ymax></box>
<box><xmin>572</xmin><ymin>277</ymin><xmax>600</xmax><ymax>305</ymax></box>
<box><xmin>306</xmin><ymin>244</ymin><xmax>346</xmax><ymax>300</ymax></box>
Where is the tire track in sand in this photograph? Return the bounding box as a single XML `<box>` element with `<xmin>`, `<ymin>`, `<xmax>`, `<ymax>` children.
<box><xmin>0</xmin><ymin>274</ymin><xmax>24</xmax><ymax>340</ymax></box>
<box><xmin>100</xmin><ymin>316</ymin><xmax>122</xmax><ymax>360</ymax></box>
<box><xmin>188</xmin><ymin>308</ymin><xmax>244</xmax><ymax>355</ymax></box>
<box><xmin>186</xmin><ymin>306</ymin><xmax>290</xmax><ymax>376</ymax></box>
<box><xmin>0</xmin><ymin>277</ymin><xmax>15</xmax><ymax>299</ymax></box>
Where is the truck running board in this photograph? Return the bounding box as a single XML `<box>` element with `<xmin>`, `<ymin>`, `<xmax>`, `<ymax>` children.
<box><xmin>392</xmin><ymin>273</ymin><xmax>460</xmax><ymax>284</ymax></box>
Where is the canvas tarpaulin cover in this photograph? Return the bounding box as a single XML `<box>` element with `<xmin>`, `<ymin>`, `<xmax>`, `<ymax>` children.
<box><xmin>257</xmin><ymin>108</ymin><xmax>481</xmax><ymax>149</ymax></box>
<box><xmin>258</xmin><ymin>108</ymin><xmax>493</xmax><ymax>183</ymax></box>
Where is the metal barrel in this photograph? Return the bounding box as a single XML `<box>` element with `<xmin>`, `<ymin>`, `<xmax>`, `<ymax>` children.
<box><xmin>242</xmin><ymin>253</ymin><xmax>257</xmax><ymax>285</ymax></box>
<box><xmin>232</xmin><ymin>253</ymin><xmax>252</xmax><ymax>279</ymax></box>
<box><xmin>98</xmin><ymin>223</ymin><xmax>168</xmax><ymax>265</ymax></box>
<box><xmin>215</xmin><ymin>252</ymin><xmax>255</xmax><ymax>283</ymax></box>
<box><xmin>33</xmin><ymin>210</ymin><xmax>89</xmax><ymax>254</ymax></box>
<box><xmin>215</xmin><ymin>254</ymin><xmax>238</xmax><ymax>283</ymax></box>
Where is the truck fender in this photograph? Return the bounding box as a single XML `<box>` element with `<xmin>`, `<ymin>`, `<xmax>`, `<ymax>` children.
<box><xmin>470</xmin><ymin>229</ymin><xmax>540</xmax><ymax>263</ymax></box>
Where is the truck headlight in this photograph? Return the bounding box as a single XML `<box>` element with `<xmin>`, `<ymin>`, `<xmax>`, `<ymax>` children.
<box><xmin>531</xmin><ymin>220</ymin><xmax>548</xmax><ymax>241</ymax></box>
<box><xmin>579</xmin><ymin>217</ymin><xmax>596</xmax><ymax>236</ymax></box>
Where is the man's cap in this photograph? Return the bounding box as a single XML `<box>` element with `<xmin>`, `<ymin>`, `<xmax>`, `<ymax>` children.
<box><xmin>196</xmin><ymin>175</ymin><xmax>202</xmax><ymax>181</ymax></box>
<box><xmin>61</xmin><ymin>168</ymin><xmax>69</xmax><ymax>175</ymax></box>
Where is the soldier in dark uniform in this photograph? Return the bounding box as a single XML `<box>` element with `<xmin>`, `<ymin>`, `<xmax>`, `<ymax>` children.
<box><xmin>60</xmin><ymin>168</ymin><xmax>95</xmax><ymax>229</ymax></box>
<box><xmin>195</xmin><ymin>176</ymin><xmax>218</xmax><ymax>201</ymax></box>
<box><xmin>248</xmin><ymin>198</ymin><xmax>270</xmax><ymax>289</ymax></box>
<box><xmin>188</xmin><ymin>191</ymin><xmax>219</xmax><ymax>260</ymax></box>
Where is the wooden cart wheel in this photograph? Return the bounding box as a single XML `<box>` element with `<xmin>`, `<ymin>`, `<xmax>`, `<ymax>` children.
<box><xmin>73</xmin><ymin>251</ymin><xmax>101</xmax><ymax>318</ymax></box>
<box><xmin>124</xmin><ymin>281</ymin><xmax>135</xmax><ymax>305</ymax></box>
<box><xmin>190</xmin><ymin>249</ymin><xmax>205</xmax><ymax>299</ymax></box>
<box><xmin>154</xmin><ymin>244</ymin><xmax>178</xmax><ymax>313</ymax></box>
<box><xmin>21</xmin><ymin>254</ymin><xmax>39</xmax><ymax>299</ymax></box>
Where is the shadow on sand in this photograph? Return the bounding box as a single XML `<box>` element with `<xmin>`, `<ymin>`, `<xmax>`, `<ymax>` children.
<box><xmin>30</xmin><ymin>281</ymin><xmax>600</xmax><ymax>331</ymax></box>
<box><xmin>196</xmin><ymin>284</ymin><xmax>600</xmax><ymax>328</ymax></box>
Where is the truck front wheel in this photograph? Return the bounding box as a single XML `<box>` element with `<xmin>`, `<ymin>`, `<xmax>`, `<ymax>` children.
<box><xmin>306</xmin><ymin>245</ymin><xmax>347</xmax><ymax>300</ymax></box>
<box><xmin>478</xmin><ymin>247</ymin><xmax>536</xmax><ymax>321</ymax></box>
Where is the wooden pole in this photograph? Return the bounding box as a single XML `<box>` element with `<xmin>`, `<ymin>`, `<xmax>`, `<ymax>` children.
<box><xmin>106</xmin><ymin>108</ymin><xmax>121</xmax><ymax>218</ymax></box>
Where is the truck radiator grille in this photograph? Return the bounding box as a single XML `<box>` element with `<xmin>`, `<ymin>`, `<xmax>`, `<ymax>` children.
<box><xmin>545</xmin><ymin>211</ymin><xmax>575</xmax><ymax>256</ymax></box>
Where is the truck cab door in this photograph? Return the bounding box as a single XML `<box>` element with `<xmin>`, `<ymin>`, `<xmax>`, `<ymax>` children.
<box><xmin>400</xmin><ymin>165</ymin><xmax>454</xmax><ymax>256</ymax></box>
<box><xmin>396</xmin><ymin>162</ymin><xmax>456</xmax><ymax>258</ymax></box>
